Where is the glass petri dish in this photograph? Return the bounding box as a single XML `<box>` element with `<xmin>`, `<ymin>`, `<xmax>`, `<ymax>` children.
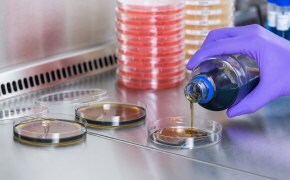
<box><xmin>118</xmin><ymin>57</ymin><xmax>184</xmax><ymax>68</ymax></box>
<box><xmin>148</xmin><ymin>116</ymin><xmax>222</xmax><ymax>149</ymax></box>
<box><xmin>116</xmin><ymin>8</ymin><xmax>184</xmax><ymax>21</ymax></box>
<box><xmin>36</xmin><ymin>89</ymin><xmax>107</xmax><ymax>114</ymax></box>
<box><xmin>117</xmin><ymin>0</ymin><xmax>184</xmax><ymax>15</ymax></box>
<box><xmin>185</xmin><ymin>19</ymin><xmax>232</xmax><ymax>26</ymax></box>
<box><xmin>116</xmin><ymin>26</ymin><xmax>184</xmax><ymax>37</ymax></box>
<box><xmin>118</xmin><ymin>52</ymin><xmax>185</xmax><ymax>63</ymax></box>
<box><xmin>13</xmin><ymin>113</ymin><xmax>87</xmax><ymax>146</ymax></box>
<box><xmin>118</xmin><ymin>73</ymin><xmax>185</xmax><ymax>90</ymax></box>
<box><xmin>118</xmin><ymin>64</ymin><xmax>185</xmax><ymax>79</ymax></box>
<box><xmin>185</xmin><ymin>8</ymin><xmax>232</xmax><ymax>16</ymax></box>
<box><xmin>185</xmin><ymin>0</ymin><xmax>233</xmax><ymax>7</ymax></box>
<box><xmin>118</xmin><ymin>44</ymin><xmax>184</xmax><ymax>56</ymax></box>
<box><xmin>0</xmin><ymin>106</ymin><xmax>48</xmax><ymax>124</ymax></box>
<box><xmin>76</xmin><ymin>100</ymin><xmax>146</xmax><ymax>129</ymax></box>
<box><xmin>116</xmin><ymin>21</ymin><xmax>184</xmax><ymax>36</ymax></box>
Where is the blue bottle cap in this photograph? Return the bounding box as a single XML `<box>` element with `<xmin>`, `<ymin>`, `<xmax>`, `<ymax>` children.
<box><xmin>276</xmin><ymin>0</ymin><xmax>290</xmax><ymax>6</ymax></box>
<box><xmin>191</xmin><ymin>75</ymin><xmax>215</xmax><ymax>104</ymax></box>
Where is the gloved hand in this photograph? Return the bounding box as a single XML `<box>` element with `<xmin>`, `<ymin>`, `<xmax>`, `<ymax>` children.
<box><xmin>187</xmin><ymin>24</ymin><xmax>290</xmax><ymax>117</ymax></box>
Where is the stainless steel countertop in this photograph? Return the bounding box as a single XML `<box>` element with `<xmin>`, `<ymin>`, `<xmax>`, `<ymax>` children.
<box><xmin>1</xmin><ymin>69</ymin><xmax>288</xmax><ymax>180</ymax></box>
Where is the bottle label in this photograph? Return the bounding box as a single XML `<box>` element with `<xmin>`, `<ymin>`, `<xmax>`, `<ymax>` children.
<box><xmin>267</xmin><ymin>11</ymin><xmax>276</xmax><ymax>27</ymax></box>
<box><xmin>277</xmin><ymin>14</ymin><xmax>289</xmax><ymax>31</ymax></box>
<box><xmin>185</xmin><ymin>29</ymin><xmax>209</xmax><ymax>36</ymax></box>
<box><xmin>185</xmin><ymin>19</ymin><xmax>221</xmax><ymax>26</ymax></box>
<box><xmin>186</xmin><ymin>9</ymin><xmax>222</xmax><ymax>16</ymax></box>
<box><xmin>185</xmin><ymin>0</ymin><xmax>221</xmax><ymax>6</ymax></box>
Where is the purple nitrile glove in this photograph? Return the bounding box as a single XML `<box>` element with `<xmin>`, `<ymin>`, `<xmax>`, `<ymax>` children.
<box><xmin>187</xmin><ymin>24</ymin><xmax>290</xmax><ymax>118</ymax></box>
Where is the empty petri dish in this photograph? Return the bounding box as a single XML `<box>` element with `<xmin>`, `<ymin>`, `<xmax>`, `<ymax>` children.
<box><xmin>13</xmin><ymin>114</ymin><xmax>87</xmax><ymax>146</ymax></box>
<box><xmin>148</xmin><ymin>116</ymin><xmax>222</xmax><ymax>149</ymax></box>
<box><xmin>0</xmin><ymin>106</ymin><xmax>48</xmax><ymax>123</ymax></box>
<box><xmin>76</xmin><ymin>100</ymin><xmax>146</xmax><ymax>129</ymax></box>
<box><xmin>36</xmin><ymin>89</ymin><xmax>107</xmax><ymax>114</ymax></box>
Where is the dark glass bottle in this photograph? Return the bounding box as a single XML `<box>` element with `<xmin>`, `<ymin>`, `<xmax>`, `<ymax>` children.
<box><xmin>184</xmin><ymin>55</ymin><xmax>260</xmax><ymax>111</ymax></box>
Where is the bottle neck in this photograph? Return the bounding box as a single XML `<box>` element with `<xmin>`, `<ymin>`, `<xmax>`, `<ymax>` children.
<box><xmin>184</xmin><ymin>76</ymin><xmax>215</xmax><ymax>104</ymax></box>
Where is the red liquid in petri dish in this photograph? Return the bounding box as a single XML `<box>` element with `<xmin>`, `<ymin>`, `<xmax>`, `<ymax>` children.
<box><xmin>118</xmin><ymin>75</ymin><xmax>185</xmax><ymax>90</ymax></box>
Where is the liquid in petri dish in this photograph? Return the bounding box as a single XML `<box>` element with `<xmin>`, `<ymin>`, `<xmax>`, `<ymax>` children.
<box><xmin>151</xmin><ymin>126</ymin><xmax>208</xmax><ymax>147</ymax></box>
<box><xmin>76</xmin><ymin>102</ymin><xmax>146</xmax><ymax>128</ymax></box>
<box><xmin>14</xmin><ymin>118</ymin><xmax>86</xmax><ymax>146</ymax></box>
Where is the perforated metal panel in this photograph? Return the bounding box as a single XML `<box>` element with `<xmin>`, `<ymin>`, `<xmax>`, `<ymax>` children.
<box><xmin>0</xmin><ymin>42</ymin><xmax>117</xmax><ymax>100</ymax></box>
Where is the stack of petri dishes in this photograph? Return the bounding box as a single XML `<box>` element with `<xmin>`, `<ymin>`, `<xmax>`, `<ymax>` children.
<box><xmin>116</xmin><ymin>0</ymin><xmax>186</xmax><ymax>90</ymax></box>
<box><xmin>184</xmin><ymin>0</ymin><xmax>234</xmax><ymax>61</ymax></box>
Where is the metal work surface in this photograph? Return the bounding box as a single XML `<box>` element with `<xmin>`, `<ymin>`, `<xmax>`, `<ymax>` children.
<box><xmin>0</xmin><ymin>123</ymin><xmax>265</xmax><ymax>180</ymax></box>
<box><xmin>0</xmin><ymin>70</ymin><xmax>288</xmax><ymax>179</ymax></box>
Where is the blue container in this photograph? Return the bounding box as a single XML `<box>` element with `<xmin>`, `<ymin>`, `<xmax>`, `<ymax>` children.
<box><xmin>276</xmin><ymin>0</ymin><xmax>290</xmax><ymax>39</ymax></box>
<box><xmin>266</xmin><ymin>0</ymin><xmax>277</xmax><ymax>34</ymax></box>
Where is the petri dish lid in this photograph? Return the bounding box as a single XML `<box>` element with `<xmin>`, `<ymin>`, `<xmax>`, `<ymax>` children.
<box><xmin>118</xmin><ymin>52</ymin><xmax>185</xmax><ymax>63</ymax></box>
<box><xmin>0</xmin><ymin>106</ymin><xmax>48</xmax><ymax>123</ymax></box>
<box><xmin>118</xmin><ymin>75</ymin><xmax>184</xmax><ymax>90</ymax></box>
<box><xmin>13</xmin><ymin>113</ymin><xmax>87</xmax><ymax>146</ymax></box>
<box><xmin>118</xmin><ymin>57</ymin><xmax>184</xmax><ymax>68</ymax></box>
<box><xmin>36</xmin><ymin>89</ymin><xmax>107</xmax><ymax>106</ymax></box>
<box><xmin>147</xmin><ymin>116</ymin><xmax>222</xmax><ymax>149</ymax></box>
<box><xmin>117</xmin><ymin>0</ymin><xmax>184</xmax><ymax>12</ymax></box>
<box><xmin>116</xmin><ymin>9</ymin><xmax>184</xmax><ymax>22</ymax></box>
<box><xmin>118</xmin><ymin>71</ymin><xmax>185</xmax><ymax>82</ymax></box>
<box><xmin>76</xmin><ymin>99</ymin><xmax>146</xmax><ymax>129</ymax></box>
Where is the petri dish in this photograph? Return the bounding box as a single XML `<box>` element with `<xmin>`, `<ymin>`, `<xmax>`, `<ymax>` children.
<box><xmin>118</xmin><ymin>44</ymin><xmax>184</xmax><ymax>56</ymax></box>
<box><xmin>118</xmin><ymin>57</ymin><xmax>184</xmax><ymax>68</ymax></box>
<box><xmin>118</xmin><ymin>73</ymin><xmax>185</xmax><ymax>90</ymax></box>
<box><xmin>117</xmin><ymin>36</ymin><xmax>184</xmax><ymax>47</ymax></box>
<box><xmin>116</xmin><ymin>8</ymin><xmax>184</xmax><ymax>21</ymax></box>
<box><xmin>117</xmin><ymin>16</ymin><xmax>183</xmax><ymax>26</ymax></box>
<box><xmin>0</xmin><ymin>106</ymin><xmax>48</xmax><ymax>123</ymax></box>
<box><xmin>186</xmin><ymin>48</ymin><xmax>199</xmax><ymax>56</ymax></box>
<box><xmin>185</xmin><ymin>0</ymin><xmax>233</xmax><ymax>8</ymax></box>
<box><xmin>148</xmin><ymin>116</ymin><xmax>222</xmax><ymax>149</ymax></box>
<box><xmin>118</xmin><ymin>52</ymin><xmax>185</xmax><ymax>63</ymax></box>
<box><xmin>116</xmin><ymin>26</ymin><xmax>184</xmax><ymax>37</ymax></box>
<box><xmin>118</xmin><ymin>64</ymin><xmax>185</xmax><ymax>79</ymax></box>
<box><xmin>76</xmin><ymin>100</ymin><xmax>146</xmax><ymax>129</ymax></box>
<box><xmin>117</xmin><ymin>46</ymin><xmax>184</xmax><ymax>57</ymax></box>
<box><xmin>36</xmin><ymin>89</ymin><xmax>107</xmax><ymax>114</ymax></box>
<box><xmin>13</xmin><ymin>114</ymin><xmax>87</xmax><ymax>146</ymax></box>
<box><xmin>116</xmin><ymin>21</ymin><xmax>184</xmax><ymax>36</ymax></box>
<box><xmin>185</xmin><ymin>19</ymin><xmax>231</xmax><ymax>26</ymax></box>
<box><xmin>185</xmin><ymin>8</ymin><xmax>232</xmax><ymax>16</ymax></box>
<box><xmin>117</xmin><ymin>0</ymin><xmax>184</xmax><ymax>15</ymax></box>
